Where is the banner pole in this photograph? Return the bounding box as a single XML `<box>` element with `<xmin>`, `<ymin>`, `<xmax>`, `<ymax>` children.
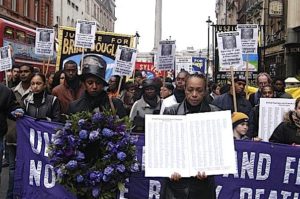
<box><xmin>245</xmin><ymin>54</ymin><xmax>249</xmax><ymax>99</ymax></box>
<box><xmin>80</xmin><ymin>47</ymin><xmax>85</xmax><ymax>75</ymax></box>
<box><xmin>42</xmin><ymin>57</ymin><xmax>46</xmax><ymax>74</ymax></box>
<box><xmin>116</xmin><ymin>76</ymin><xmax>123</xmax><ymax>97</ymax></box>
<box><xmin>5</xmin><ymin>70</ymin><xmax>8</xmax><ymax>86</ymax></box>
<box><xmin>230</xmin><ymin>66</ymin><xmax>237</xmax><ymax>112</ymax></box>
<box><xmin>45</xmin><ymin>55</ymin><xmax>51</xmax><ymax>75</ymax></box>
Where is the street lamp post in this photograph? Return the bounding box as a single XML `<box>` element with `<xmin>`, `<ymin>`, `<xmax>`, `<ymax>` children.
<box><xmin>206</xmin><ymin>16</ymin><xmax>212</xmax><ymax>78</ymax></box>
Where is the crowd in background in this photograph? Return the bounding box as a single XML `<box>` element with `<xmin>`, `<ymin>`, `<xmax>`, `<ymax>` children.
<box><xmin>1</xmin><ymin>58</ymin><xmax>300</xmax><ymax>199</ymax></box>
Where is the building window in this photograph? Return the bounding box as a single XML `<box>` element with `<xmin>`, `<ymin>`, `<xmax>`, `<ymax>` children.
<box><xmin>56</xmin><ymin>16</ymin><xmax>60</xmax><ymax>24</ymax></box>
<box><xmin>34</xmin><ymin>0</ymin><xmax>39</xmax><ymax>21</ymax></box>
<box><xmin>45</xmin><ymin>5</ymin><xmax>49</xmax><ymax>26</ymax></box>
<box><xmin>71</xmin><ymin>19</ymin><xmax>74</xmax><ymax>27</ymax></box>
<box><xmin>75</xmin><ymin>5</ymin><xmax>78</xmax><ymax>11</ymax></box>
<box><xmin>12</xmin><ymin>0</ymin><xmax>17</xmax><ymax>11</ymax></box>
<box><xmin>67</xmin><ymin>0</ymin><xmax>70</xmax><ymax>5</ymax></box>
<box><xmin>24</xmin><ymin>0</ymin><xmax>28</xmax><ymax>16</ymax></box>
<box><xmin>94</xmin><ymin>4</ymin><xmax>96</xmax><ymax>17</ymax></box>
<box><xmin>72</xmin><ymin>3</ymin><xmax>75</xmax><ymax>8</ymax></box>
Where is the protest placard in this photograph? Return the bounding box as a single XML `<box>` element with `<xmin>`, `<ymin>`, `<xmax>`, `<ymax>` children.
<box><xmin>237</xmin><ymin>24</ymin><xmax>259</xmax><ymax>54</ymax></box>
<box><xmin>74</xmin><ymin>20</ymin><xmax>97</xmax><ymax>49</ymax></box>
<box><xmin>0</xmin><ymin>46</ymin><xmax>12</xmax><ymax>71</ymax></box>
<box><xmin>217</xmin><ymin>31</ymin><xmax>243</xmax><ymax>71</ymax></box>
<box><xmin>113</xmin><ymin>45</ymin><xmax>137</xmax><ymax>77</ymax></box>
<box><xmin>35</xmin><ymin>28</ymin><xmax>55</xmax><ymax>56</ymax></box>
<box><xmin>156</xmin><ymin>40</ymin><xmax>176</xmax><ymax>71</ymax></box>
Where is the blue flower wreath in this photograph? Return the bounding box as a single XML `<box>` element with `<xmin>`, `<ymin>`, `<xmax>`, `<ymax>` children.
<box><xmin>49</xmin><ymin>111</ymin><xmax>139</xmax><ymax>199</ymax></box>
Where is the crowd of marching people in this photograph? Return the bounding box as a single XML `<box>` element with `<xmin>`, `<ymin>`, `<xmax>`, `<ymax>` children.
<box><xmin>0</xmin><ymin>57</ymin><xmax>300</xmax><ymax>198</ymax></box>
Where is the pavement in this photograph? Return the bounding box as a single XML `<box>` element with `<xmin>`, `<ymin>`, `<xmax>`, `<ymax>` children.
<box><xmin>0</xmin><ymin>167</ymin><xmax>8</xmax><ymax>199</ymax></box>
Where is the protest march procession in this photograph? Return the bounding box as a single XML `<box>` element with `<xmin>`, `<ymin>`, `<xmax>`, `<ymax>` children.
<box><xmin>1</xmin><ymin>1</ymin><xmax>300</xmax><ymax>199</ymax></box>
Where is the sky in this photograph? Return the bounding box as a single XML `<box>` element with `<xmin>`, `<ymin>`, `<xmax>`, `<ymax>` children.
<box><xmin>115</xmin><ymin>0</ymin><xmax>216</xmax><ymax>52</ymax></box>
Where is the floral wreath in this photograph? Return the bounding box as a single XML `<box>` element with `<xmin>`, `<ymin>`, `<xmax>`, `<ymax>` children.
<box><xmin>49</xmin><ymin>111</ymin><xmax>139</xmax><ymax>199</ymax></box>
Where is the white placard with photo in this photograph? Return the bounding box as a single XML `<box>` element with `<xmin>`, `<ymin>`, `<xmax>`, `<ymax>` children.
<box><xmin>237</xmin><ymin>24</ymin><xmax>259</xmax><ymax>54</ymax></box>
<box><xmin>156</xmin><ymin>40</ymin><xmax>176</xmax><ymax>71</ymax></box>
<box><xmin>217</xmin><ymin>31</ymin><xmax>243</xmax><ymax>71</ymax></box>
<box><xmin>113</xmin><ymin>45</ymin><xmax>137</xmax><ymax>77</ymax></box>
<box><xmin>258</xmin><ymin>98</ymin><xmax>296</xmax><ymax>142</ymax></box>
<box><xmin>145</xmin><ymin>111</ymin><xmax>237</xmax><ymax>177</ymax></box>
<box><xmin>75</xmin><ymin>20</ymin><xmax>97</xmax><ymax>49</ymax></box>
<box><xmin>0</xmin><ymin>46</ymin><xmax>12</xmax><ymax>71</ymax></box>
<box><xmin>35</xmin><ymin>28</ymin><xmax>55</xmax><ymax>56</ymax></box>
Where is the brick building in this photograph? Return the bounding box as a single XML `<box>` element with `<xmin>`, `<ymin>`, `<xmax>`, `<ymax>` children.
<box><xmin>0</xmin><ymin>0</ymin><xmax>53</xmax><ymax>28</ymax></box>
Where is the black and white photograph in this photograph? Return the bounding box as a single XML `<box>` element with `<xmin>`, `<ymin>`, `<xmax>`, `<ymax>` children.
<box><xmin>75</xmin><ymin>20</ymin><xmax>97</xmax><ymax>49</ymax></box>
<box><xmin>241</xmin><ymin>28</ymin><xmax>253</xmax><ymax>40</ymax></box>
<box><xmin>39</xmin><ymin>31</ymin><xmax>51</xmax><ymax>42</ymax></box>
<box><xmin>161</xmin><ymin>44</ymin><xmax>172</xmax><ymax>56</ymax></box>
<box><xmin>35</xmin><ymin>28</ymin><xmax>54</xmax><ymax>56</ymax></box>
<box><xmin>0</xmin><ymin>48</ymin><xmax>8</xmax><ymax>59</ymax></box>
<box><xmin>120</xmin><ymin>48</ymin><xmax>133</xmax><ymax>62</ymax></box>
<box><xmin>113</xmin><ymin>46</ymin><xmax>137</xmax><ymax>77</ymax></box>
<box><xmin>79</xmin><ymin>23</ymin><xmax>92</xmax><ymax>34</ymax></box>
<box><xmin>237</xmin><ymin>24</ymin><xmax>259</xmax><ymax>55</ymax></box>
<box><xmin>217</xmin><ymin>31</ymin><xmax>243</xmax><ymax>71</ymax></box>
<box><xmin>222</xmin><ymin>35</ymin><xmax>237</xmax><ymax>49</ymax></box>
<box><xmin>0</xmin><ymin>46</ymin><xmax>12</xmax><ymax>71</ymax></box>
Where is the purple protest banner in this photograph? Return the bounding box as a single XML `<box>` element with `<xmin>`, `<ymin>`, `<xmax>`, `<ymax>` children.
<box><xmin>14</xmin><ymin>117</ymin><xmax>300</xmax><ymax>198</ymax></box>
<box><xmin>14</xmin><ymin>116</ymin><xmax>75</xmax><ymax>199</ymax></box>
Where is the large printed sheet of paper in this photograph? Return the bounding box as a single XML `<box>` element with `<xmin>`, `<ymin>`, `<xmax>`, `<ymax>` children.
<box><xmin>258</xmin><ymin>98</ymin><xmax>295</xmax><ymax>141</ymax></box>
<box><xmin>145</xmin><ymin>111</ymin><xmax>237</xmax><ymax>177</ymax></box>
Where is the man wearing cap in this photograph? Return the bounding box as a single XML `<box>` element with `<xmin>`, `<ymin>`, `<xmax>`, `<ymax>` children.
<box><xmin>130</xmin><ymin>79</ymin><xmax>162</xmax><ymax>132</ymax></box>
<box><xmin>52</xmin><ymin>60</ymin><xmax>85</xmax><ymax>114</ymax></box>
<box><xmin>212</xmin><ymin>75</ymin><xmax>254</xmax><ymax>137</ymax></box>
<box><xmin>68</xmin><ymin>55</ymin><xmax>126</xmax><ymax>118</ymax></box>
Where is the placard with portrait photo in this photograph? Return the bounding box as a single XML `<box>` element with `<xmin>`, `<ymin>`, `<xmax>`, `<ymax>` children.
<box><xmin>237</xmin><ymin>24</ymin><xmax>259</xmax><ymax>54</ymax></box>
<box><xmin>0</xmin><ymin>46</ymin><xmax>12</xmax><ymax>71</ymax></box>
<box><xmin>217</xmin><ymin>31</ymin><xmax>243</xmax><ymax>71</ymax></box>
<box><xmin>75</xmin><ymin>20</ymin><xmax>97</xmax><ymax>49</ymax></box>
<box><xmin>157</xmin><ymin>40</ymin><xmax>176</xmax><ymax>71</ymax></box>
<box><xmin>113</xmin><ymin>45</ymin><xmax>137</xmax><ymax>76</ymax></box>
<box><xmin>35</xmin><ymin>28</ymin><xmax>55</xmax><ymax>56</ymax></box>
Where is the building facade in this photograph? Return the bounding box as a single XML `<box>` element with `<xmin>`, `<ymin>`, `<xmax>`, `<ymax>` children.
<box><xmin>216</xmin><ymin>0</ymin><xmax>238</xmax><ymax>25</ymax></box>
<box><xmin>0</xmin><ymin>0</ymin><xmax>53</xmax><ymax>28</ymax></box>
<box><xmin>53</xmin><ymin>0</ymin><xmax>116</xmax><ymax>32</ymax></box>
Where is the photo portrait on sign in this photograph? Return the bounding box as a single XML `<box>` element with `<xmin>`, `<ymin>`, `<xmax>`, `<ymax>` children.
<box><xmin>222</xmin><ymin>35</ymin><xmax>237</xmax><ymax>49</ymax></box>
<box><xmin>80</xmin><ymin>23</ymin><xmax>92</xmax><ymax>34</ymax></box>
<box><xmin>161</xmin><ymin>44</ymin><xmax>172</xmax><ymax>56</ymax></box>
<box><xmin>39</xmin><ymin>31</ymin><xmax>51</xmax><ymax>42</ymax></box>
<box><xmin>0</xmin><ymin>48</ymin><xmax>8</xmax><ymax>59</ymax></box>
<box><xmin>241</xmin><ymin>28</ymin><xmax>254</xmax><ymax>39</ymax></box>
<box><xmin>120</xmin><ymin>48</ymin><xmax>133</xmax><ymax>62</ymax></box>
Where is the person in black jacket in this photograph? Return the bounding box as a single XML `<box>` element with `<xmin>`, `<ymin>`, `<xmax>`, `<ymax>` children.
<box><xmin>0</xmin><ymin>83</ymin><xmax>21</xmax><ymax>176</ymax></box>
<box><xmin>68</xmin><ymin>55</ymin><xmax>126</xmax><ymax>118</ymax></box>
<box><xmin>161</xmin><ymin>74</ymin><xmax>218</xmax><ymax>199</ymax></box>
<box><xmin>23</xmin><ymin>73</ymin><xmax>61</xmax><ymax>122</ymax></box>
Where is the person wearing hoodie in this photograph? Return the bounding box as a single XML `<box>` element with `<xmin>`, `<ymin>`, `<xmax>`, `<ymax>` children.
<box><xmin>269</xmin><ymin>97</ymin><xmax>300</xmax><ymax>145</ymax></box>
<box><xmin>130</xmin><ymin>79</ymin><xmax>162</xmax><ymax>133</ymax></box>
